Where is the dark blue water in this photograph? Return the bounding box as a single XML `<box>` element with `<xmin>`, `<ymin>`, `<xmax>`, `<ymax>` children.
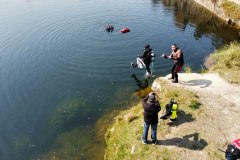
<box><xmin>0</xmin><ymin>0</ymin><xmax>239</xmax><ymax>159</ymax></box>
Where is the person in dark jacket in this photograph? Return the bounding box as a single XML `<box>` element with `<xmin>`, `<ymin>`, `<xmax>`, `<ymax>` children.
<box><xmin>131</xmin><ymin>44</ymin><xmax>153</xmax><ymax>75</ymax></box>
<box><xmin>142</xmin><ymin>92</ymin><xmax>161</xmax><ymax>145</ymax></box>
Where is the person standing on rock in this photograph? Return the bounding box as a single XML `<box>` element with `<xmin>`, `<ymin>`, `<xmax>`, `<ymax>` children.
<box><xmin>142</xmin><ymin>92</ymin><xmax>161</xmax><ymax>145</ymax></box>
<box><xmin>161</xmin><ymin>44</ymin><xmax>184</xmax><ymax>83</ymax></box>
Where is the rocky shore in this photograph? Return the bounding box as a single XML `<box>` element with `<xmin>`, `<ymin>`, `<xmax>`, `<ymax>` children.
<box><xmin>104</xmin><ymin>73</ymin><xmax>240</xmax><ymax>159</ymax></box>
<box><xmin>193</xmin><ymin>0</ymin><xmax>240</xmax><ymax>27</ymax></box>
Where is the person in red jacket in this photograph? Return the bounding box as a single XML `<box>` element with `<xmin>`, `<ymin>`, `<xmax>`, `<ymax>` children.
<box><xmin>142</xmin><ymin>92</ymin><xmax>161</xmax><ymax>145</ymax></box>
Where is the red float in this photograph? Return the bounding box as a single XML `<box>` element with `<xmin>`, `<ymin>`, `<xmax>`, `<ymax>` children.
<box><xmin>233</xmin><ymin>138</ymin><xmax>240</xmax><ymax>150</ymax></box>
<box><xmin>121</xmin><ymin>28</ymin><xmax>130</xmax><ymax>33</ymax></box>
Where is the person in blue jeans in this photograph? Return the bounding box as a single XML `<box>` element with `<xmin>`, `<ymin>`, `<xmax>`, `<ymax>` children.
<box><xmin>142</xmin><ymin>92</ymin><xmax>161</xmax><ymax>145</ymax></box>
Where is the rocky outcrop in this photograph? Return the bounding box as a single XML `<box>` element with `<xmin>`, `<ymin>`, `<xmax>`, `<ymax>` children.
<box><xmin>193</xmin><ymin>0</ymin><xmax>240</xmax><ymax>27</ymax></box>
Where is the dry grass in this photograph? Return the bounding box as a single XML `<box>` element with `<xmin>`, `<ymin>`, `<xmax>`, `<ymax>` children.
<box><xmin>204</xmin><ymin>41</ymin><xmax>240</xmax><ymax>83</ymax></box>
<box><xmin>221</xmin><ymin>0</ymin><xmax>240</xmax><ymax>21</ymax></box>
<box><xmin>104</xmin><ymin>79</ymin><xmax>204</xmax><ymax>160</ymax></box>
<box><xmin>184</xmin><ymin>64</ymin><xmax>192</xmax><ymax>73</ymax></box>
<box><xmin>124</xmin><ymin>113</ymin><xmax>139</xmax><ymax>122</ymax></box>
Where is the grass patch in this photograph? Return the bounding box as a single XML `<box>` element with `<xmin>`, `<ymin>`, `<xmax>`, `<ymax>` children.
<box><xmin>189</xmin><ymin>100</ymin><xmax>201</xmax><ymax>110</ymax></box>
<box><xmin>104</xmin><ymin>79</ymin><xmax>202</xmax><ymax>160</ymax></box>
<box><xmin>221</xmin><ymin>1</ymin><xmax>240</xmax><ymax>21</ymax></box>
<box><xmin>184</xmin><ymin>64</ymin><xmax>192</xmax><ymax>73</ymax></box>
<box><xmin>124</xmin><ymin>113</ymin><xmax>139</xmax><ymax>122</ymax></box>
<box><xmin>204</xmin><ymin>41</ymin><xmax>240</xmax><ymax>83</ymax></box>
<box><xmin>200</xmin><ymin>65</ymin><xmax>208</xmax><ymax>73</ymax></box>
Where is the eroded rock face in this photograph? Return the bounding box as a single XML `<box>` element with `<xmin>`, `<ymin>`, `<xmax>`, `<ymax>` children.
<box><xmin>193</xmin><ymin>0</ymin><xmax>240</xmax><ymax>26</ymax></box>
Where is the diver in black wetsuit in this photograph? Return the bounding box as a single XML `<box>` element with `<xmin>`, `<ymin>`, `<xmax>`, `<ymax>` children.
<box><xmin>105</xmin><ymin>25</ymin><xmax>114</xmax><ymax>32</ymax></box>
<box><xmin>131</xmin><ymin>44</ymin><xmax>153</xmax><ymax>75</ymax></box>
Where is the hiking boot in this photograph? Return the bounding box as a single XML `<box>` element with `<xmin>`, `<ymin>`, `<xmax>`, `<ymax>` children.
<box><xmin>141</xmin><ymin>138</ymin><xmax>147</xmax><ymax>144</ymax></box>
<box><xmin>152</xmin><ymin>140</ymin><xmax>158</xmax><ymax>145</ymax></box>
<box><xmin>172</xmin><ymin>79</ymin><xmax>178</xmax><ymax>83</ymax></box>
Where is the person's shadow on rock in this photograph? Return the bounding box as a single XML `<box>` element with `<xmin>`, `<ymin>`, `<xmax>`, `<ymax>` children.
<box><xmin>180</xmin><ymin>79</ymin><xmax>212</xmax><ymax>88</ymax></box>
<box><xmin>158</xmin><ymin>133</ymin><xmax>208</xmax><ymax>150</ymax></box>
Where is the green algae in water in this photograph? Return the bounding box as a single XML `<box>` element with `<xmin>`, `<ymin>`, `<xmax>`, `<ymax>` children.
<box><xmin>41</xmin><ymin>98</ymin><xmax>99</xmax><ymax>159</ymax></box>
<box><xmin>41</xmin><ymin>127</ymin><xmax>94</xmax><ymax>160</ymax></box>
<box><xmin>48</xmin><ymin>98</ymin><xmax>88</xmax><ymax>133</ymax></box>
<box><xmin>9</xmin><ymin>135</ymin><xmax>33</xmax><ymax>159</ymax></box>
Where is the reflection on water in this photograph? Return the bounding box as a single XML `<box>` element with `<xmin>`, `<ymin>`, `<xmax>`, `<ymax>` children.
<box><xmin>48</xmin><ymin>98</ymin><xmax>88</xmax><ymax>134</ymax></box>
<box><xmin>131</xmin><ymin>73</ymin><xmax>149</xmax><ymax>90</ymax></box>
<box><xmin>41</xmin><ymin>127</ymin><xmax>94</xmax><ymax>160</ymax></box>
<box><xmin>0</xmin><ymin>0</ymin><xmax>240</xmax><ymax>159</ymax></box>
<box><xmin>159</xmin><ymin>0</ymin><xmax>240</xmax><ymax>43</ymax></box>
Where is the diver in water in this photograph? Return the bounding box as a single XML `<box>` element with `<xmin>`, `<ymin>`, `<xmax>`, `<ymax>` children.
<box><xmin>105</xmin><ymin>25</ymin><xmax>114</xmax><ymax>32</ymax></box>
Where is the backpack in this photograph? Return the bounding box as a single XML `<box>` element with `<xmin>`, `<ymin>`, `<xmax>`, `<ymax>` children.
<box><xmin>225</xmin><ymin>144</ymin><xmax>240</xmax><ymax>160</ymax></box>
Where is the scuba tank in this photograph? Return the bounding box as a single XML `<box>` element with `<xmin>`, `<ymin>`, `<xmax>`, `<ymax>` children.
<box><xmin>170</xmin><ymin>99</ymin><xmax>178</xmax><ymax>121</ymax></box>
<box><xmin>150</xmin><ymin>51</ymin><xmax>155</xmax><ymax>62</ymax></box>
<box><xmin>150</xmin><ymin>51</ymin><xmax>155</xmax><ymax>76</ymax></box>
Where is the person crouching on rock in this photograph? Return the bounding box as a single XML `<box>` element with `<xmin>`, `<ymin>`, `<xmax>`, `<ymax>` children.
<box><xmin>141</xmin><ymin>92</ymin><xmax>161</xmax><ymax>145</ymax></box>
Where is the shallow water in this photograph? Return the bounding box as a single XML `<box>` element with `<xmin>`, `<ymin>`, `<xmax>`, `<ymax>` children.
<box><xmin>0</xmin><ymin>0</ymin><xmax>239</xmax><ymax>159</ymax></box>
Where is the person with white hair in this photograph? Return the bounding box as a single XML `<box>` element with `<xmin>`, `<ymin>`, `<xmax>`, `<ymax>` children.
<box><xmin>141</xmin><ymin>92</ymin><xmax>161</xmax><ymax>145</ymax></box>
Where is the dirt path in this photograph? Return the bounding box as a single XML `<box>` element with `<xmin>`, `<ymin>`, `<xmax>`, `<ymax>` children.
<box><xmin>155</xmin><ymin>73</ymin><xmax>240</xmax><ymax>159</ymax></box>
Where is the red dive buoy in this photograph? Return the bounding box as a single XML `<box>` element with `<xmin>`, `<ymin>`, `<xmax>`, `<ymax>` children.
<box><xmin>121</xmin><ymin>28</ymin><xmax>130</xmax><ymax>33</ymax></box>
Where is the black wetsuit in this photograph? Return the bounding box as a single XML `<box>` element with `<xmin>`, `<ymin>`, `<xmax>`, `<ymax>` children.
<box><xmin>105</xmin><ymin>26</ymin><xmax>114</xmax><ymax>32</ymax></box>
<box><xmin>171</xmin><ymin>48</ymin><xmax>184</xmax><ymax>82</ymax></box>
<box><xmin>140</xmin><ymin>48</ymin><xmax>152</xmax><ymax>74</ymax></box>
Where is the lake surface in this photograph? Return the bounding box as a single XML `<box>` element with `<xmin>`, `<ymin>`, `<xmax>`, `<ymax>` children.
<box><xmin>0</xmin><ymin>0</ymin><xmax>239</xmax><ymax>159</ymax></box>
